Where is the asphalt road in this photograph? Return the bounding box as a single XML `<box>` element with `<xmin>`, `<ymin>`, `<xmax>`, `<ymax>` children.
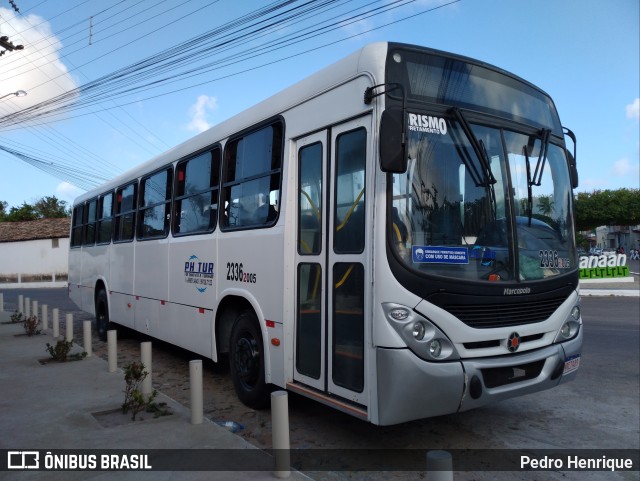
<box><xmin>2</xmin><ymin>290</ymin><xmax>638</xmax><ymax>481</ymax></box>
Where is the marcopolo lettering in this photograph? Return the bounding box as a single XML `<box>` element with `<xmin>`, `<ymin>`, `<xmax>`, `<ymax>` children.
<box><xmin>503</xmin><ymin>287</ymin><xmax>531</xmax><ymax>296</ymax></box>
<box><xmin>407</xmin><ymin>113</ymin><xmax>447</xmax><ymax>135</ymax></box>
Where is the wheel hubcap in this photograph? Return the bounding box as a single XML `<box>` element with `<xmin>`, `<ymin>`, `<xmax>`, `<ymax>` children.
<box><xmin>234</xmin><ymin>334</ymin><xmax>260</xmax><ymax>389</ymax></box>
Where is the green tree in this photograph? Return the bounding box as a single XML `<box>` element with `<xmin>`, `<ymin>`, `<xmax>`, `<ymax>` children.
<box><xmin>574</xmin><ymin>188</ymin><xmax>640</xmax><ymax>231</ymax></box>
<box><xmin>0</xmin><ymin>195</ymin><xmax>70</xmax><ymax>222</ymax></box>
<box><xmin>34</xmin><ymin>196</ymin><xmax>69</xmax><ymax>218</ymax></box>
<box><xmin>536</xmin><ymin>195</ymin><xmax>554</xmax><ymax>216</ymax></box>
<box><xmin>5</xmin><ymin>202</ymin><xmax>39</xmax><ymax>221</ymax></box>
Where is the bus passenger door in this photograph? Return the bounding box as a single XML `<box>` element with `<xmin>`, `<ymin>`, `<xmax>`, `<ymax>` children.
<box><xmin>294</xmin><ymin>116</ymin><xmax>370</xmax><ymax>408</ymax></box>
<box><xmin>294</xmin><ymin>131</ymin><xmax>327</xmax><ymax>392</ymax></box>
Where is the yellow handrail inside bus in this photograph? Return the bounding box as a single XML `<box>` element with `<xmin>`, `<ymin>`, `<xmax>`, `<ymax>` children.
<box><xmin>335</xmin><ymin>264</ymin><xmax>354</xmax><ymax>288</ymax></box>
<box><xmin>335</xmin><ymin>187</ymin><xmax>364</xmax><ymax>232</ymax></box>
<box><xmin>300</xmin><ymin>190</ymin><xmax>321</xmax><ymax>222</ymax></box>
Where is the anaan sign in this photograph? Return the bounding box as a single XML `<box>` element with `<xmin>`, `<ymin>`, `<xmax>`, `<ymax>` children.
<box><xmin>579</xmin><ymin>254</ymin><xmax>630</xmax><ymax>280</ymax></box>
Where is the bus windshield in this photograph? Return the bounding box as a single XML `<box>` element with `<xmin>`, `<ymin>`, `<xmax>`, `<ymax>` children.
<box><xmin>390</xmin><ymin>115</ymin><xmax>576</xmax><ymax>283</ymax></box>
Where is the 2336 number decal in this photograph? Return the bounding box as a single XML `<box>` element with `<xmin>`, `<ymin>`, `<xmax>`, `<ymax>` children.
<box><xmin>226</xmin><ymin>262</ymin><xmax>257</xmax><ymax>283</ymax></box>
<box><xmin>539</xmin><ymin>250</ymin><xmax>570</xmax><ymax>269</ymax></box>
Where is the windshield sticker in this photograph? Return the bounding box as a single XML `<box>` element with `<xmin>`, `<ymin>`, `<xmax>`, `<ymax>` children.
<box><xmin>184</xmin><ymin>255</ymin><xmax>214</xmax><ymax>293</ymax></box>
<box><xmin>470</xmin><ymin>246</ymin><xmax>496</xmax><ymax>266</ymax></box>
<box><xmin>412</xmin><ymin>246</ymin><xmax>469</xmax><ymax>264</ymax></box>
<box><xmin>407</xmin><ymin>113</ymin><xmax>447</xmax><ymax>135</ymax></box>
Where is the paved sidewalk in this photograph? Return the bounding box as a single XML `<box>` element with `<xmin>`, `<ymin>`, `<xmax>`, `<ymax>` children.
<box><xmin>0</xmin><ymin>320</ymin><xmax>310</xmax><ymax>481</ymax></box>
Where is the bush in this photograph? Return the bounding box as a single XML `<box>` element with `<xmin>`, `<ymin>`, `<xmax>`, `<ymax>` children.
<box><xmin>23</xmin><ymin>316</ymin><xmax>40</xmax><ymax>336</ymax></box>
<box><xmin>121</xmin><ymin>361</ymin><xmax>169</xmax><ymax>421</ymax></box>
<box><xmin>45</xmin><ymin>339</ymin><xmax>87</xmax><ymax>362</ymax></box>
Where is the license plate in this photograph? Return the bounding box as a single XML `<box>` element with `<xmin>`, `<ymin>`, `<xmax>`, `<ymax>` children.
<box><xmin>563</xmin><ymin>354</ymin><xmax>581</xmax><ymax>374</ymax></box>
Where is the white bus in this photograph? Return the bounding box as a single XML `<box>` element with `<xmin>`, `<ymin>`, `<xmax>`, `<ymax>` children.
<box><xmin>69</xmin><ymin>42</ymin><xmax>582</xmax><ymax>425</ymax></box>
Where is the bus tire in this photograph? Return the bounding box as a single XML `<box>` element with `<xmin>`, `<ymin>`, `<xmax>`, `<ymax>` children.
<box><xmin>95</xmin><ymin>290</ymin><xmax>111</xmax><ymax>342</ymax></box>
<box><xmin>229</xmin><ymin>311</ymin><xmax>270</xmax><ymax>409</ymax></box>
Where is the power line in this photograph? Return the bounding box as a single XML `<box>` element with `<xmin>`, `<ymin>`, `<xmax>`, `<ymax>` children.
<box><xmin>0</xmin><ymin>0</ymin><xmax>460</xmax><ymax>190</ymax></box>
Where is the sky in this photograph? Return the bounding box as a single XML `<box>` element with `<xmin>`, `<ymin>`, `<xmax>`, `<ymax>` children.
<box><xmin>0</xmin><ymin>0</ymin><xmax>638</xmax><ymax>210</ymax></box>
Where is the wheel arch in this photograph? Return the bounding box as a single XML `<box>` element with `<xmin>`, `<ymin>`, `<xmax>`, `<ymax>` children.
<box><xmin>214</xmin><ymin>291</ymin><xmax>269</xmax><ymax>372</ymax></box>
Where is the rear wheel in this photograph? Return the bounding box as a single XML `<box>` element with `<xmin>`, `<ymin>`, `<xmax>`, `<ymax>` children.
<box><xmin>229</xmin><ymin>311</ymin><xmax>271</xmax><ymax>409</ymax></box>
<box><xmin>95</xmin><ymin>290</ymin><xmax>111</xmax><ymax>342</ymax></box>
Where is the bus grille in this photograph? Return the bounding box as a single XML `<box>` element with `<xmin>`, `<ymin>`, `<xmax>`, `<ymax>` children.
<box><xmin>442</xmin><ymin>296</ymin><xmax>566</xmax><ymax>329</ymax></box>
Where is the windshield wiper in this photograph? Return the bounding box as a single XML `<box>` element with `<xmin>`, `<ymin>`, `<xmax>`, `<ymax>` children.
<box><xmin>530</xmin><ymin>128</ymin><xmax>551</xmax><ymax>187</ymax></box>
<box><xmin>523</xmin><ymin>128</ymin><xmax>551</xmax><ymax>226</ymax></box>
<box><xmin>451</xmin><ymin>108</ymin><xmax>496</xmax><ymax>187</ymax></box>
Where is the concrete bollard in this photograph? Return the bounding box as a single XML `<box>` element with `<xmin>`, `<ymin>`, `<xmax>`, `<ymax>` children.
<box><xmin>18</xmin><ymin>295</ymin><xmax>24</xmax><ymax>315</ymax></box>
<box><xmin>141</xmin><ymin>341</ymin><xmax>152</xmax><ymax>395</ymax></box>
<box><xmin>52</xmin><ymin>308</ymin><xmax>60</xmax><ymax>339</ymax></box>
<box><xmin>426</xmin><ymin>450</ymin><xmax>453</xmax><ymax>481</ymax></box>
<box><xmin>25</xmin><ymin>297</ymin><xmax>30</xmax><ymax>318</ymax></box>
<box><xmin>65</xmin><ymin>313</ymin><xmax>73</xmax><ymax>342</ymax></box>
<box><xmin>32</xmin><ymin>300</ymin><xmax>38</xmax><ymax>321</ymax></box>
<box><xmin>107</xmin><ymin>330</ymin><xmax>117</xmax><ymax>373</ymax></box>
<box><xmin>42</xmin><ymin>305</ymin><xmax>48</xmax><ymax>330</ymax></box>
<box><xmin>189</xmin><ymin>360</ymin><xmax>203</xmax><ymax>425</ymax></box>
<box><xmin>0</xmin><ymin>292</ymin><xmax>3</xmax><ymax>312</ymax></box>
<box><xmin>271</xmin><ymin>390</ymin><xmax>290</xmax><ymax>478</ymax></box>
<box><xmin>83</xmin><ymin>320</ymin><xmax>92</xmax><ymax>357</ymax></box>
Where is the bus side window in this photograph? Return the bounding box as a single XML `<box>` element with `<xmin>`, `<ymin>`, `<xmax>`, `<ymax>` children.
<box><xmin>83</xmin><ymin>198</ymin><xmax>97</xmax><ymax>246</ymax></box>
<box><xmin>221</xmin><ymin>121</ymin><xmax>283</xmax><ymax>230</ymax></box>
<box><xmin>173</xmin><ymin>147</ymin><xmax>220</xmax><ymax>236</ymax></box>
<box><xmin>114</xmin><ymin>182</ymin><xmax>137</xmax><ymax>242</ymax></box>
<box><xmin>71</xmin><ymin>204</ymin><xmax>84</xmax><ymax>248</ymax></box>
<box><xmin>97</xmin><ymin>192</ymin><xmax>113</xmax><ymax>244</ymax></box>
<box><xmin>139</xmin><ymin>167</ymin><xmax>172</xmax><ymax>240</ymax></box>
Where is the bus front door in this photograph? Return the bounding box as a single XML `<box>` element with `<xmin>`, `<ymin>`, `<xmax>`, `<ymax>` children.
<box><xmin>294</xmin><ymin>117</ymin><xmax>370</xmax><ymax>410</ymax></box>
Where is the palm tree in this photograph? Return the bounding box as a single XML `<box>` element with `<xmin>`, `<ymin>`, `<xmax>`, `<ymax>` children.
<box><xmin>537</xmin><ymin>195</ymin><xmax>554</xmax><ymax>216</ymax></box>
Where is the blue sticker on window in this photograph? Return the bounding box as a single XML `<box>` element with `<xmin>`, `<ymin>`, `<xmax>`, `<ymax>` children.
<box><xmin>470</xmin><ymin>246</ymin><xmax>496</xmax><ymax>266</ymax></box>
<box><xmin>412</xmin><ymin>246</ymin><xmax>469</xmax><ymax>264</ymax></box>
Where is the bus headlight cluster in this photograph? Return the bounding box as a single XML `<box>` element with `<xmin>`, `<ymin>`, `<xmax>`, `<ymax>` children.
<box><xmin>382</xmin><ymin>303</ymin><xmax>459</xmax><ymax>362</ymax></box>
<box><xmin>554</xmin><ymin>303</ymin><xmax>582</xmax><ymax>343</ymax></box>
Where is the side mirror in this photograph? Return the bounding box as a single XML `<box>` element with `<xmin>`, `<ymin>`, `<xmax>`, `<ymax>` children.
<box><xmin>568</xmin><ymin>151</ymin><xmax>579</xmax><ymax>189</ymax></box>
<box><xmin>379</xmin><ymin>108</ymin><xmax>406</xmax><ymax>173</ymax></box>
<box><xmin>563</xmin><ymin>127</ymin><xmax>578</xmax><ymax>189</ymax></box>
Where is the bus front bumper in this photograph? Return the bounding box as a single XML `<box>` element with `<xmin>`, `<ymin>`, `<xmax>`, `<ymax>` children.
<box><xmin>375</xmin><ymin>327</ymin><xmax>582</xmax><ymax>426</ymax></box>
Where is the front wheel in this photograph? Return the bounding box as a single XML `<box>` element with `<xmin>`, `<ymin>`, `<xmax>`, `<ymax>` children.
<box><xmin>95</xmin><ymin>290</ymin><xmax>112</xmax><ymax>342</ymax></box>
<box><xmin>229</xmin><ymin>311</ymin><xmax>271</xmax><ymax>409</ymax></box>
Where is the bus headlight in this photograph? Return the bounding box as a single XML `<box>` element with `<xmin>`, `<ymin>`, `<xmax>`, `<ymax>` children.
<box><xmin>554</xmin><ymin>303</ymin><xmax>582</xmax><ymax>343</ymax></box>
<box><xmin>571</xmin><ymin>305</ymin><xmax>581</xmax><ymax>321</ymax></box>
<box><xmin>429</xmin><ymin>339</ymin><xmax>442</xmax><ymax>357</ymax></box>
<box><xmin>382</xmin><ymin>303</ymin><xmax>459</xmax><ymax>362</ymax></box>
<box><xmin>412</xmin><ymin>321</ymin><xmax>426</xmax><ymax>340</ymax></box>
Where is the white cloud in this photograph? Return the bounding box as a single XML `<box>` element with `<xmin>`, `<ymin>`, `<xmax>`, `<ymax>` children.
<box><xmin>611</xmin><ymin>157</ymin><xmax>640</xmax><ymax>178</ymax></box>
<box><xmin>0</xmin><ymin>8</ymin><xmax>79</xmax><ymax>117</ymax></box>
<box><xmin>55</xmin><ymin>182</ymin><xmax>84</xmax><ymax>204</ymax></box>
<box><xmin>626</xmin><ymin>98</ymin><xmax>640</xmax><ymax>121</ymax></box>
<box><xmin>186</xmin><ymin>95</ymin><xmax>218</xmax><ymax>133</ymax></box>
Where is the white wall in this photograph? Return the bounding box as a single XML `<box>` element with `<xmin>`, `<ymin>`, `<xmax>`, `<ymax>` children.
<box><xmin>0</xmin><ymin>238</ymin><xmax>70</xmax><ymax>285</ymax></box>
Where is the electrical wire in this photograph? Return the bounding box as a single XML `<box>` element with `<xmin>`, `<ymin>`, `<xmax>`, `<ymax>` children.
<box><xmin>0</xmin><ymin>0</ymin><xmax>461</xmax><ymax>190</ymax></box>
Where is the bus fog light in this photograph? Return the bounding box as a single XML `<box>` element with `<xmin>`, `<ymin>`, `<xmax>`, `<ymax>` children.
<box><xmin>390</xmin><ymin>308</ymin><xmax>410</xmax><ymax>321</ymax></box>
<box><xmin>560</xmin><ymin>323</ymin><xmax>571</xmax><ymax>339</ymax></box>
<box><xmin>412</xmin><ymin>322</ymin><xmax>426</xmax><ymax>340</ymax></box>
<box><xmin>429</xmin><ymin>339</ymin><xmax>442</xmax><ymax>357</ymax></box>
